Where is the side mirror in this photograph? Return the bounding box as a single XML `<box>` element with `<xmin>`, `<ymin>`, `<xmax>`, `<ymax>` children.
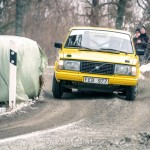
<box><xmin>136</xmin><ymin>49</ymin><xmax>145</xmax><ymax>55</ymax></box>
<box><xmin>54</xmin><ymin>42</ymin><xmax>62</xmax><ymax>49</ymax></box>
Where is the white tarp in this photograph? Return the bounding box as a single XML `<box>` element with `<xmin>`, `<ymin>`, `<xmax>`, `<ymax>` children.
<box><xmin>0</xmin><ymin>35</ymin><xmax>47</xmax><ymax>102</ymax></box>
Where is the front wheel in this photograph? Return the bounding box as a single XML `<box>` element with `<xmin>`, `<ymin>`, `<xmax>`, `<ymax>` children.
<box><xmin>52</xmin><ymin>75</ymin><xmax>63</xmax><ymax>98</ymax></box>
<box><xmin>126</xmin><ymin>85</ymin><xmax>138</xmax><ymax>101</ymax></box>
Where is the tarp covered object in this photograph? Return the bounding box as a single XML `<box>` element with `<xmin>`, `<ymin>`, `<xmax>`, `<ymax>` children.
<box><xmin>0</xmin><ymin>36</ymin><xmax>48</xmax><ymax>102</ymax></box>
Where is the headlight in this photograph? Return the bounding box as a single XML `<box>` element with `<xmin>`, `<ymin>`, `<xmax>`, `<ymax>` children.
<box><xmin>115</xmin><ymin>65</ymin><xmax>136</xmax><ymax>76</ymax></box>
<box><xmin>58</xmin><ymin>60</ymin><xmax>80</xmax><ymax>71</ymax></box>
<box><xmin>58</xmin><ymin>60</ymin><xmax>64</xmax><ymax>69</ymax></box>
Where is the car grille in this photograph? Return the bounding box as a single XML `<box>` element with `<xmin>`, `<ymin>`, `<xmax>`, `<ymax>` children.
<box><xmin>80</xmin><ymin>61</ymin><xmax>114</xmax><ymax>75</ymax></box>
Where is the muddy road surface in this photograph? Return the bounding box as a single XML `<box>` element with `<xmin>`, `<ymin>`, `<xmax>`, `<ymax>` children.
<box><xmin>0</xmin><ymin>67</ymin><xmax>150</xmax><ymax>149</ymax></box>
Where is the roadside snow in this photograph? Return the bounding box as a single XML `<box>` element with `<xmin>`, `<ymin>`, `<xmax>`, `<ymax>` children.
<box><xmin>140</xmin><ymin>63</ymin><xmax>150</xmax><ymax>73</ymax></box>
<box><xmin>47</xmin><ymin>66</ymin><xmax>54</xmax><ymax>68</ymax></box>
<box><xmin>139</xmin><ymin>63</ymin><xmax>150</xmax><ymax>80</ymax></box>
<box><xmin>0</xmin><ymin>99</ymin><xmax>36</xmax><ymax>116</ymax></box>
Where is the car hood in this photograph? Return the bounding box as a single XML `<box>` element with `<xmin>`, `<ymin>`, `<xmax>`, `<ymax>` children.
<box><xmin>60</xmin><ymin>49</ymin><xmax>137</xmax><ymax>65</ymax></box>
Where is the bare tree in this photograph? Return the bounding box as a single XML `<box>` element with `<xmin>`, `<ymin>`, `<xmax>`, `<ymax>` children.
<box><xmin>89</xmin><ymin>0</ymin><xmax>99</xmax><ymax>26</ymax></box>
<box><xmin>136</xmin><ymin>0</ymin><xmax>150</xmax><ymax>26</ymax></box>
<box><xmin>15</xmin><ymin>0</ymin><xmax>31</xmax><ymax>36</ymax></box>
<box><xmin>80</xmin><ymin>0</ymin><xmax>119</xmax><ymax>27</ymax></box>
<box><xmin>15</xmin><ymin>0</ymin><xmax>24</xmax><ymax>35</ymax></box>
<box><xmin>0</xmin><ymin>0</ymin><xmax>147</xmax><ymax>65</ymax></box>
<box><xmin>115</xmin><ymin>0</ymin><xmax>127</xmax><ymax>29</ymax></box>
<box><xmin>0</xmin><ymin>0</ymin><xmax>15</xmax><ymax>34</ymax></box>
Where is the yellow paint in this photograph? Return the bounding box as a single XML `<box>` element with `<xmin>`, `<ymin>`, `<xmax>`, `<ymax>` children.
<box><xmin>54</xmin><ymin>27</ymin><xmax>140</xmax><ymax>86</ymax></box>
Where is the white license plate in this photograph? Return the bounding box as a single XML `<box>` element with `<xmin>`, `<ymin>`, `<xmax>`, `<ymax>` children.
<box><xmin>84</xmin><ymin>77</ymin><xmax>108</xmax><ymax>85</ymax></box>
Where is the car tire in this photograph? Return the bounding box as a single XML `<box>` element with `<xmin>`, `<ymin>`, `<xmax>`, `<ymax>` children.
<box><xmin>126</xmin><ymin>85</ymin><xmax>138</xmax><ymax>101</ymax></box>
<box><xmin>52</xmin><ymin>75</ymin><xmax>63</xmax><ymax>98</ymax></box>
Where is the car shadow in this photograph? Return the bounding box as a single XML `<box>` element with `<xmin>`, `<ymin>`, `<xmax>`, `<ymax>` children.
<box><xmin>60</xmin><ymin>91</ymin><xmax>116</xmax><ymax>101</ymax></box>
<box><xmin>43</xmin><ymin>90</ymin><xmax>127</xmax><ymax>101</ymax></box>
<box><xmin>115</xmin><ymin>93</ymin><xmax>126</xmax><ymax>101</ymax></box>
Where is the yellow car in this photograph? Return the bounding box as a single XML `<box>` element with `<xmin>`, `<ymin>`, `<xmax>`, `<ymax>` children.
<box><xmin>52</xmin><ymin>27</ymin><xmax>141</xmax><ymax>101</ymax></box>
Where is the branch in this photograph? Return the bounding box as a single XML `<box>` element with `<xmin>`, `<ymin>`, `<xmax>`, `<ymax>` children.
<box><xmin>77</xmin><ymin>11</ymin><xmax>91</xmax><ymax>17</ymax></box>
<box><xmin>137</xmin><ymin>0</ymin><xmax>146</xmax><ymax>10</ymax></box>
<box><xmin>147</xmin><ymin>0</ymin><xmax>150</xmax><ymax>6</ymax></box>
<box><xmin>84</xmin><ymin>6</ymin><xmax>92</xmax><ymax>9</ymax></box>
<box><xmin>77</xmin><ymin>13</ymin><xmax>90</xmax><ymax>17</ymax></box>
<box><xmin>0</xmin><ymin>1</ymin><xmax>15</xmax><ymax>12</ymax></box>
<box><xmin>141</xmin><ymin>0</ymin><xmax>148</xmax><ymax>7</ymax></box>
<box><xmin>61</xmin><ymin>7</ymin><xmax>75</xmax><ymax>13</ymax></box>
<box><xmin>97</xmin><ymin>2</ymin><xmax>119</xmax><ymax>9</ymax></box>
<box><xmin>99</xmin><ymin>13</ymin><xmax>111</xmax><ymax>18</ymax></box>
<box><xmin>81</xmin><ymin>1</ymin><xmax>118</xmax><ymax>10</ymax></box>
<box><xmin>81</xmin><ymin>0</ymin><xmax>92</xmax><ymax>6</ymax></box>
<box><xmin>0</xmin><ymin>21</ymin><xmax>15</xmax><ymax>33</ymax></box>
<box><xmin>6</xmin><ymin>2</ymin><xmax>16</xmax><ymax>8</ymax></box>
<box><xmin>142</xmin><ymin>16</ymin><xmax>150</xmax><ymax>23</ymax></box>
<box><xmin>77</xmin><ymin>13</ymin><xmax>111</xmax><ymax>19</ymax></box>
<box><xmin>137</xmin><ymin>11</ymin><xmax>150</xmax><ymax>26</ymax></box>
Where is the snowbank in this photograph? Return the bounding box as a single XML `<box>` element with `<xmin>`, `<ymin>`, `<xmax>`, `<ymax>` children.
<box><xmin>0</xmin><ymin>99</ymin><xmax>37</xmax><ymax>116</ymax></box>
<box><xmin>140</xmin><ymin>63</ymin><xmax>150</xmax><ymax>73</ymax></box>
<box><xmin>139</xmin><ymin>63</ymin><xmax>150</xmax><ymax>80</ymax></box>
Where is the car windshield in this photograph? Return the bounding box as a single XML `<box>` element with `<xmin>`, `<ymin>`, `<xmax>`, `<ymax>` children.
<box><xmin>65</xmin><ymin>29</ymin><xmax>133</xmax><ymax>54</ymax></box>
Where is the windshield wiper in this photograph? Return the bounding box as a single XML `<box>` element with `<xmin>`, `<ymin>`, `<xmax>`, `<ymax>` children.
<box><xmin>100</xmin><ymin>48</ymin><xmax>127</xmax><ymax>54</ymax></box>
<box><xmin>65</xmin><ymin>46</ymin><xmax>127</xmax><ymax>53</ymax></box>
<box><xmin>65</xmin><ymin>45</ymin><xmax>93</xmax><ymax>51</ymax></box>
<box><xmin>77</xmin><ymin>45</ymin><xmax>93</xmax><ymax>50</ymax></box>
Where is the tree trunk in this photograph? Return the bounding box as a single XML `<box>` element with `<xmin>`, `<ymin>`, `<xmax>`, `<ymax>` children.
<box><xmin>90</xmin><ymin>0</ymin><xmax>99</xmax><ymax>27</ymax></box>
<box><xmin>115</xmin><ymin>0</ymin><xmax>127</xmax><ymax>29</ymax></box>
<box><xmin>15</xmin><ymin>0</ymin><xmax>24</xmax><ymax>36</ymax></box>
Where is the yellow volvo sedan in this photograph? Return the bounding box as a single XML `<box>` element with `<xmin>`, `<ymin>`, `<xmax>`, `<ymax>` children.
<box><xmin>52</xmin><ymin>27</ymin><xmax>141</xmax><ymax>101</ymax></box>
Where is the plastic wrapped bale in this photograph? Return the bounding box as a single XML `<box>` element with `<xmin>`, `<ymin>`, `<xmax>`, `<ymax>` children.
<box><xmin>0</xmin><ymin>36</ymin><xmax>48</xmax><ymax>102</ymax></box>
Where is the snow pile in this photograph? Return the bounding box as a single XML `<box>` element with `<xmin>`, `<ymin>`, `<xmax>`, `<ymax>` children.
<box><xmin>0</xmin><ymin>98</ymin><xmax>37</xmax><ymax>116</ymax></box>
<box><xmin>140</xmin><ymin>63</ymin><xmax>150</xmax><ymax>73</ymax></box>
<box><xmin>0</xmin><ymin>107</ymin><xmax>6</xmax><ymax>113</ymax></box>
<box><xmin>47</xmin><ymin>66</ymin><xmax>54</xmax><ymax>69</ymax></box>
<box><xmin>139</xmin><ymin>63</ymin><xmax>150</xmax><ymax>80</ymax></box>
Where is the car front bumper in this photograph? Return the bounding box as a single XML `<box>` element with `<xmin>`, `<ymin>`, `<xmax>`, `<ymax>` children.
<box><xmin>55</xmin><ymin>70</ymin><xmax>138</xmax><ymax>86</ymax></box>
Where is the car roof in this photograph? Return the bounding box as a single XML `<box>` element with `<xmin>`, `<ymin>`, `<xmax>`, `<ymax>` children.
<box><xmin>69</xmin><ymin>26</ymin><xmax>131</xmax><ymax>36</ymax></box>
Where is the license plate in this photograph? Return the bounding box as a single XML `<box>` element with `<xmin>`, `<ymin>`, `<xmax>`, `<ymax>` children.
<box><xmin>84</xmin><ymin>77</ymin><xmax>108</xmax><ymax>85</ymax></box>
